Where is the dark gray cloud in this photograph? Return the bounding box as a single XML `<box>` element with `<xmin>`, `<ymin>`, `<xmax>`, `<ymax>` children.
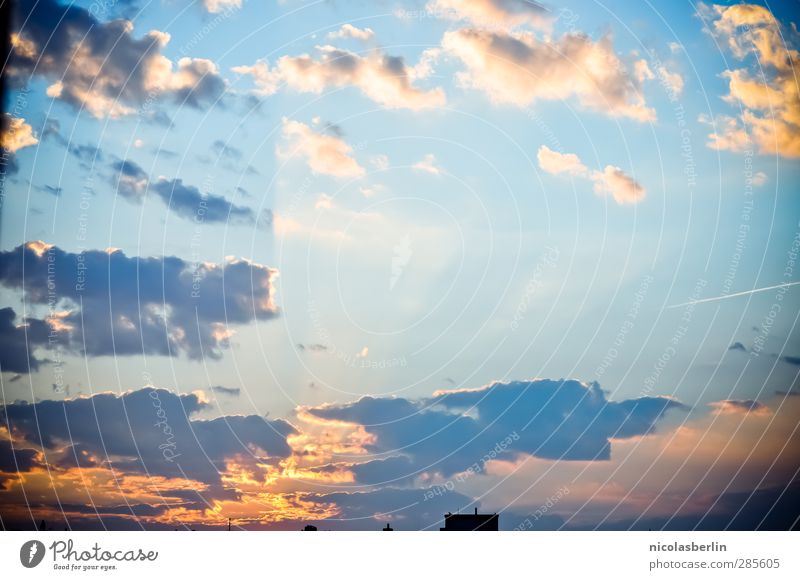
<box><xmin>109</xmin><ymin>159</ymin><xmax>261</xmax><ymax>225</ymax></box>
<box><xmin>780</xmin><ymin>355</ymin><xmax>800</xmax><ymax>366</ymax></box>
<box><xmin>36</xmin><ymin>118</ymin><xmax>103</xmax><ymax>170</ymax></box>
<box><xmin>8</xmin><ymin>0</ymin><xmax>226</xmax><ymax>118</ymax></box>
<box><xmin>0</xmin><ymin>242</ymin><xmax>279</xmax><ymax>366</ymax></box>
<box><xmin>207</xmin><ymin>140</ymin><xmax>260</xmax><ymax>176</ymax></box>
<box><xmin>728</xmin><ymin>341</ymin><xmax>747</xmax><ymax>352</ymax></box>
<box><xmin>307</xmin><ymin>379</ymin><xmax>684</xmax><ymax>482</ymax></box>
<box><xmin>151</xmin><ymin>178</ymin><xmax>257</xmax><ymax>224</ymax></box>
<box><xmin>350</xmin><ymin>456</ymin><xmax>416</xmax><ymax>486</ymax></box>
<box><xmin>211</xmin><ymin>140</ymin><xmax>243</xmax><ymax>162</ymax></box>
<box><xmin>210</xmin><ymin>385</ymin><xmax>241</xmax><ymax>397</ymax></box>
<box><xmin>0</xmin><ymin>388</ymin><xmax>295</xmax><ymax>484</ymax></box>
<box><xmin>35</xmin><ymin>184</ymin><xmax>63</xmax><ymax>196</ymax></box>
<box><xmin>0</xmin><ymin>438</ymin><xmax>41</xmax><ymax>473</ymax></box>
<box><xmin>0</xmin><ymin>307</ymin><xmax>67</xmax><ymax>373</ymax></box>
<box><xmin>68</xmin><ymin>143</ymin><xmax>103</xmax><ymax>166</ymax></box>
<box><xmin>296</xmin><ymin>343</ymin><xmax>329</xmax><ymax>353</ymax></box>
<box><xmin>714</xmin><ymin>399</ymin><xmax>768</xmax><ymax>413</ymax></box>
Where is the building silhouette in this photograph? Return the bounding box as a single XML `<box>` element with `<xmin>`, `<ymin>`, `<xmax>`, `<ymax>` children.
<box><xmin>302</xmin><ymin>524</ymin><xmax>317</xmax><ymax>531</ymax></box>
<box><xmin>382</xmin><ymin>523</ymin><xmax>393</xmax><ymax>531</ymax></box>
<box><xmin>440</xmin><ymin>508</ymin><xmax>499</xmax><ymax>531</ymax></box>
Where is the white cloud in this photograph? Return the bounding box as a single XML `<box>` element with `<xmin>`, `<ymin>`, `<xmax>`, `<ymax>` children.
<box><xmin>442</xmin><ymin>29</ymin><xmax>656</xmax><ymax>122</ymax></box>
<box><xmin>656</xmin><ymin>65</ymin><xmax>684</xmax><ymax>97</ymax></box>
<box><xmin>234</xmin><ymin>45</ymin><xmax>445</xmax><ymax>110</ymax></box>
<box><xmin>359</xmin><ymin>185</ymin><xmax>381</xmax><ymax>197</ymax></box>
<box><xmin>537</xmin><ymin>145</ymin><xmax>645</xmax><ymax>205</ymax></box>
<box><xmin>537</xmin><ymin>145</ymin><xmax>588</xmax><ymax>177</ymax></box>
<box><xmin>202</xmin><ymin>0</ymin><xmax>241</xmax><ymax>14</ymax></box>
<box><xmin>592</xmin><ymin>165</ymin><xmax>646</xmax><ymax>205</ymax></box>
<box><xmin>327</xmin><ymin>24</ymin><xmax>374</xmax><ymax>41</ymax></box>
<box><xmin>370</xmin><ymin>154</ymin><xmax>390</xmax><ymax>171</ymax></box>
<box><xmin>426</xmin><ymin>0</ymin><xmax>552</xmax><ymax>30</ymax></box>
<box><xmin>277</xmin><ymin>118</ymin><xmax>365</xmax><ymax>178</ymax></box>
<box><xmin>700</xmin><ymin>3</ymin><xmax>800</xmax><ymax>158</ymax></box>
<box><xmin>9</xmin><ymin>0</ymin><xmax>227</xmax><ymax>119</ymax></box>
<box><xmin>315</xmin><ymin>193</ymin><xmax>333</xmax><ymax>209</ymax></box>
<box><xmin>412</xmin><ymin>153</ymin><xmax>442</xmax><ymax>175</ymax></box>
<box><xmin>1</xmin><ymin>115</ymin><xmax>38</xmax><ymax>153</ymax></box>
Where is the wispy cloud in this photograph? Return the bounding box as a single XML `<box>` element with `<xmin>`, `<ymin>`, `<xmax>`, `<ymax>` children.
<box><xmin>537</xmin><ymin>146</ymin><xmax>646</xmax><ymax>204</ymax></box>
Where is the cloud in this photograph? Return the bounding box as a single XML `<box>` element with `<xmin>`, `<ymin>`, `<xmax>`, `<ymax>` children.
<box><xmin>0</xmin><ymin>242</ymin><xmax>279</xmax><ymax>365</ymax></box>
<box><xmin>297</xmin><ymin>343</ymin><xmax>329</xmax><ymax>353</ymax></box>
<box><xmin>0</xmin><ymin>307</ymin><xmax>66</xmax><ymax>374</ymax></box>
<box><xmin>753</xmin><ymin>171</ymin><xmax>768</xmax><ymax>187</ymax></box>
<box><xmin>0</xmin><ymin>438</ymin><xmax>41</xmax><ymax>474</ymax></box>
<box><xmin>699</xmin><ymin>3</ymin><xmax>800</xmax><ymax>157</ymax></box>
<box><xmin>233</xmin><ymin>46</ymin><xmax>445</xmax><ymax>110</ymax></box>
<box><xmin>412</xmin><ymin>153</ymin><xmax>442</xmax><ymax>175</ymax></box>
<box><xmin>211</xmin><ymin>140</ymin><xmax>243</xmax><ymax>162</ymax></box>
<box><xmin>202</xmin><ymin>0</ymin><xmax>240</xmax><ymax>14</ymax></box>
<box><xmin>0</xmin><ymin>388</ymin><xmax>295</xmax><ymax>484</ymax></box>
<box><xmin>728</xmin><ymin>341</ymin><xmax>747</xmax><ymax>352</ymax></box>
<box><xmin>315</xmin><ymin>193</ymin><xmax>333</xmax><ymax>209</ymax></box>
<box><xmin>1</xmin><ymin>114</ymin><xmax>38</xmax><ymax>153</ymax></box>
<box><xmin>425</xmin><ymin>0</ymin><xmax>552</xmax><ymax>29</ymax></box>
<box><xmin>111</xmin><ymin>159</ymin><xmax>150</xmax><ymax>201</ymax></box>
<box><xmin>709</xmin><ymin>399</ymin><xmax>770</xmax><ymax>416</ymax></box>
<box><xmin>327</xmin><ymin>24</ymin><xmax>374</xmax><ymax>41</ymax></box>
<box><xmin>150</xmin><ymin>178</ymin><xmax>258</xmax><ymax>224</ymax></box>
<box><xmin>277</xmin><ymin>118</ymin><xmax>365</xmax><ymax>177</ymax></box>
<box><xmin>8</xmin><ymin>0</ymin><xmax>226</xmax><ymax>118</ymax></box>
<box><xmin>442</xmin><ymin>29</ymin><xmax>656</xmax><ymax>121</ymax></box>
<box><xmin>36</xmin><ymin>118</ymin><xmax>105</xmax><ymax>169</ymax></box>
<box><xmin>592</xmin><ymin>165</ymin><xmax>646</xmax><ymax>205</ymax></box>
<box><xmin>780</xmin><ymin>355</ymin><xmax>800</xmax><ymax>367</ymax></box>
<box><xmin>1</xmin><ymin>379</ymin><xmax>794</xmax><ymax>530</ymax></box>
<box><xmin>210</xmin><ymin>385</ymin><xmax>241</xmax><ymax>397</ymax></box>
<box><xmin>305</xmin><ymin>379</ymin><xmax>683</xmax><ymax>481</ymax></box>
<box><xmin>537</xmin><ymin>146</ymin><xmax>646</xmax><ymax>204</ymax></box>
<box><xmin>482</xmin><ymin>392</ymin><xmax>799</xmax><ymax>529</ymax></box>
<box><xmin>537</xmin><ymin>145</ymin><xmax>588</xmax><ymax>176</ymax></box>
<box><xmin>109</xmin><ymin>159</ymin><xmax>260</xmax><ymax>224</ymax></box>
<box><xmin>67</xmin><ymin>143</ymin><xmax>104</xmax><ymax>166</ymax></box>
<box><xmin>657</xmin><ymin>65</ymin><xmax>684</xmax><ymax>97</ymax></box>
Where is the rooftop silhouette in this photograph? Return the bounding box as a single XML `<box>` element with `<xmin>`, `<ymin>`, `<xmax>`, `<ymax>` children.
<box><xmin>440</xmin><ymin>508</ymin><xmax>499</xmax><ymax>531</ymax></box>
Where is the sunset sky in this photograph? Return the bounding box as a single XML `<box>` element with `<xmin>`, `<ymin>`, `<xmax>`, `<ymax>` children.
<box><xmin>1</xmin><ymin>0</ymin><xmax>798</xmax><ymax>530</ymax></box>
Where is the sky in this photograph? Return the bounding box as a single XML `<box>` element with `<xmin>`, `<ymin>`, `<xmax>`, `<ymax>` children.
<box><xmin>0</xmin><ymin>0</ymin><xmax>798</xmax><ymax>530</ymax></box>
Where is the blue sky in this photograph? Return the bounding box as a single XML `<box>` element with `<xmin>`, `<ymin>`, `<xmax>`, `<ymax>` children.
<box><xmin>0</xmin><ymin>0</ymin><xmax>798</xmax><ymax>530</ymax></box>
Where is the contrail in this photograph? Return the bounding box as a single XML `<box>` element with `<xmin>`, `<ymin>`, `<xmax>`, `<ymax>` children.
<box><xmin>667</xmin><ymin>281</ymin><xmax>800</xmax><ymax>309</ymax></box>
